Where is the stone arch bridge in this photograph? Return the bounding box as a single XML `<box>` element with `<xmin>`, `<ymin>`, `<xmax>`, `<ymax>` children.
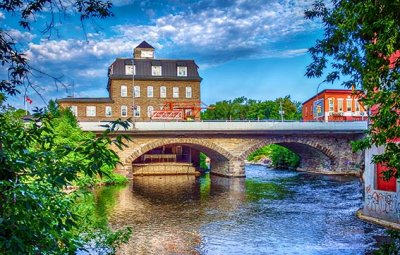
<box><xmin>80</xmin><ymin>121</ymin><xmax>367</xmax><ymax>178</ymax></box>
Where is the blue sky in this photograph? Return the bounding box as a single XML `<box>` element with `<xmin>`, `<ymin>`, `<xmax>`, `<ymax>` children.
<box><xmin>2</xmin><ymin>0</ymin><xmax>341</xmax><ymax>109</ymax></box>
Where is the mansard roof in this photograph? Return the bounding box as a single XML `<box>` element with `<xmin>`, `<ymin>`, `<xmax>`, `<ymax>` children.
<box><xmin>136</xmin><ymin>41</ymin><xmax>154</xmax><ymax>49</ymax></box>
<box><xmin>108</xmin><ymin>58</ymin><xmax>202</xmax><ymax>82</ymax></box>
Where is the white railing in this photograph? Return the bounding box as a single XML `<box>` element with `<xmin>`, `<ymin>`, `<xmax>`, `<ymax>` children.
<box><xmin>79</xmin><ymin>121</ymin><xmax>368</xmax><ymax>132</ymax></box>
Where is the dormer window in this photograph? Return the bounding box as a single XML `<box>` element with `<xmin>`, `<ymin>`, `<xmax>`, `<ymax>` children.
<box><xmin>125</xmin><ymin>65</ymin><xmax>135</xmax><ymax>75</ymax></box>
<box><xmin>152</xmin><ymin>66</ymin><xmax>162</xmax><ymax>76</ymax></box>
<box><xmin>177</xmin><ymin>66</ymin><xmax>187</xmax><ymax>77</ymax></box>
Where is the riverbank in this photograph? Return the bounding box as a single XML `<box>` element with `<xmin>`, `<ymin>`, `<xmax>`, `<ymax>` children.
<box><xmin>356</xmin><ymin>209</ymin><xmax>400</xmax><ymax>230</ymax></box>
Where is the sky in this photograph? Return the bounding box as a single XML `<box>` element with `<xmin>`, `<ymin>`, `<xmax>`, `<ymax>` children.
<box><xmin>2</xmin><ymin>0</ymin><xmax>342</xmax><ymax>109</ymax></box>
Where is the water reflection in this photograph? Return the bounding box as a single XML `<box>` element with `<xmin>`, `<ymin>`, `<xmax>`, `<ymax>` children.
<box><xmin>94</xmin><ymin>165</ymin><xmax>385</xmax><ymax>255</ymax></box>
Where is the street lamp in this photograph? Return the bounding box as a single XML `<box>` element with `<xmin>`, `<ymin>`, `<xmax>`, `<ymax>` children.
<box><xmin>315</xmin><ymin>81</ymin><xmax>324</xmax><ymax>121</ymax></box>
<box><xmin>131</xmin><ymin>58</ymin><xmax>135</xmax><ymax>128</ymax></box>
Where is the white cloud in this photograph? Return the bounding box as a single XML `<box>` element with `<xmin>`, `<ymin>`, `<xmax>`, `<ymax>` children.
<box><xmin>6</xmin><ymin>29</ymin><xmax>36</xmax><ymax>42</ymax></box>
<box><xmin>0</xmin><ymin>12</ymin><xmax>4</xmax><ymax>20</ymax></box>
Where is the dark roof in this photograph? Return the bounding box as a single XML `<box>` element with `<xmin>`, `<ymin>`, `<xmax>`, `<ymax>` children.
<box><xmin>108</xmin><ymin>58</ymin><xmax>202</xmax><ymax>82</ymax></box>
<box><xmin>136</xmin><ymin>41</ymin><xmax>154</xmax><ymax>49</ymax></box>
<box><xmin>57</xmin><ymin>97</ymin><xmax>114</xmax><ymax>103</ymax></box>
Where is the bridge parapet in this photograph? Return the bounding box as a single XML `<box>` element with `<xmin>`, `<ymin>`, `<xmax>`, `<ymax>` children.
<box><xmin>79</xmin><ymin>121</ymin><xmax>367</xmax><ymax>133</ymax></box>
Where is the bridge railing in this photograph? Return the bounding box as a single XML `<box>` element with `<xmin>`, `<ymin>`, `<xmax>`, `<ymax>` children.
<box><xmin>79</xmin><ymin>121</ymin><xmax>368</xmax><ymax>132</ymax></box>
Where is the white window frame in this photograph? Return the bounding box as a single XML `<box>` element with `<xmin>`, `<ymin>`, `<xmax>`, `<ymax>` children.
<box><xmin>346</xmin><ymin>98</ymin><xmax>352</xmax><ymax>112</ymax></box>
<box><xmin>134</xmin><ymin>86</ymin><xmax>140</xmax><ymax>97</ymax></box>
<box><xmin>134</xmin><ymin>105</ymin><xmax>141</xmax><ymax>117</ymax></box>
<box><xmin>328</xmin><ymin>98</ymin><xmax>334</xmax><ymax>112</ymax></box>
<box><xmin>185</xmin><ymin>87</ymin><xmax>192</xmax><ymax>98</ymax></box>
<box><xmin>151</xmin><ymin>66</ymin><xmax>162</xmax><ymax>76</ymax></box>
<box><xmin>121</xmin><ymin>105</ymin><xmax>128</xmax><ymax>117</ymax></box>
<box><xmin>160</xmin><ymin>86</ymin><xmax>166</xmax><ymax>98</ymax></box>
<box><xmin>125</xmin><ymin>65</ymin><xmax>135</xmax><ymax>75</ymax></box>
<box><xmin>355</xmin><ymin>99</ymin><xmax>360</xmax><ymax>112</ymax></box>
<box><xmin>121</xmin><ymin>85</ymin><xmax>128</xmax><ymax>97</ymax></box>
<box><xmin>337</xmin><ymin>99</ymin><xmax>344</xmax><ymax>112</ymax></box>
<box><xmin>86</xmin><ymin>106</ymin><xmax>96</xmax><ymax>117</ymax></box>
<box><xmin>173</xmin><ymin>87</ymin><xmax>179</xmax><ymax>98</ymax></box>
<box><xmin>147</xmin><ymin>86</ymin><xmax>153</xmax><ymax>98</ymax></box>
<box><xmin>70</xmin><ymin>106</ymin><xmax>78</xmax><ymax>116</ymax></box>
<box><xmin>177</xmin><ymin>66</ymin><xmax>187</xmax><ymax>77</ymax></box>
<box><xmin>105</xmin><ymin>106</ymin><xmax>112</xmax><ymax>117</ymax></box>
<box><xmin>147</xmin><ymin>106</ymin><xmax>154</xmax><ymax>118</ymax></box>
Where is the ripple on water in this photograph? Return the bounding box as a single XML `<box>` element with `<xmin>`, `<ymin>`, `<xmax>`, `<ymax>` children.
<box><xmin>92</xmin><ymin>165</ymin><xmax>386</xmax><ymax>255</ymax></box>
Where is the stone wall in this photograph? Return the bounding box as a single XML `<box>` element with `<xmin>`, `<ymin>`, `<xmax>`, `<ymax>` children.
<box><xmin>112</xmin><ymin>133</ymin><xmax>364</xmax><ymax>178</ymax></box>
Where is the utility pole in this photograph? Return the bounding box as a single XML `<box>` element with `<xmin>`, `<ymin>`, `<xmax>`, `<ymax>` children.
<box><xmin>131</xmin><ymin>58</ymin><xmax>135</xmax><ymax>128</ymax></box>
<box><xmin>279</xmin><ymin>100</ymin><xmax>284</xmax><ymax>122</ymax></box>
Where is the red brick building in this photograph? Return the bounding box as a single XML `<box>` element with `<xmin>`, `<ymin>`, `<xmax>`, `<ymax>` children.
<box><xmin>302</xmin><ymin>89</ymin><xmax>367</xmax><ymax>122</ymax></box>
<box><xmin>58</xmin><ymin>41</ymin><xmax>202</xmax><ymax>121</ymax></box>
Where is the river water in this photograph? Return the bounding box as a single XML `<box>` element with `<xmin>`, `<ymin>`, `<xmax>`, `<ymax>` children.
<box><xmin>93</xmin><ymin>165</ymin><xmax>386</xmax><ymax>255</ymax></box>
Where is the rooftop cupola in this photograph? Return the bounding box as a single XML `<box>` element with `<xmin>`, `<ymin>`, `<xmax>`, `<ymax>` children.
<box><xmin>134</xmin><ymin>41</ymin><xmax>155</xmax><ymax>59</ymax></box>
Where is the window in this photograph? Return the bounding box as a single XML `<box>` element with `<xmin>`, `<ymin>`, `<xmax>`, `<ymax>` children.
<box><xmin>134</xmin><ymin>105</ymin><xmax>141</xmax><ymax>117</ymax></box>
<box><xmin>177</xmin><ymin>66</ymin><xmax>187</xmax><ymax>77</ymax></box>
<box><xmin>121</xmin><ymin>85</ymin><xmax>128</xmax><ymax>97</ymax></box>
<box><xmin>134</xmin><ymin>86</ymin><xmax>140</xmax><ymax>97</ymax></box>
<box><xmin>147</xmin><ymin>106</ymin><xmax>154</xmax><ymax>118</ymax></box>
<box><xmin>346</xmin><ymin>98</ymin><xmax>352</xmax><ymax>111</ymax></box>
<box><xmin>147</xmin><ymin>86</ymin><xmax>153</xmax><ymax>97</ymax></box>
<box><xmin>125</xmin><ymin>65</ymin><xmax>135</xmax><ymax>75</ymax></box>
<box><xmin>121</xmin><ymin>105</ymin><xmax>127</xmax><ymax>117</ymax></box>
<box><xmin>160</xmin><ymin>86</ymin><xmax>166</xmax><ymax>98</ymax></box>
<box><xmin>185</xmin><ymin>87</ymin><xmax>192</xmax><ymax>98</ymax></box>
<box><xmin>173</xmin><ymin>87</ymin><xmax>179</xmax><ymax>98</ymax></box>
<box><xmin>305</xmin><ymin>106</ymin><xmax>308</xmax><ymax>116</ymax></box>
<box><xmin>105</xmin><ymin>106</ymin><xmax>112</xmax><ymax>117</ymax></box>
<box><xmin>141</xmin><ymin>50</ymin><xmax>153</xmax><ymax>58</ymax></box>
<box><xmin>86</xmin><ymin>106</ymin><xmax>96</xmax><ymax>117</ymax></box>
<box><xmin>355</xmin><ymin>99</ymin><xmax>360</xmax><ymax>112</ymax></box>
<box><xmin>338</xmin><ymin>99</ymin><xmax>344</xmax><ymax>112</ymax></box>
<box><xmin>151</xmin><ymin>66</ymin><xmax>162</xmax><ymax>76</ymax></box>
<box><xmin>328</xmin><ymin>98</ymin><xmax>334</xmax><ymax>112</ymax></box>
<box><xmin>70</xmin><ymin>106</ymin><xmax>78</xmax><ymax>116</ymax></box>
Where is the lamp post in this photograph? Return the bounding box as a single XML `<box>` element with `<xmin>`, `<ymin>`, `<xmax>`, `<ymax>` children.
<box><xmin>131</xmin><ymin>58</ymin><xmax>135</xmax><ymax>128</ymax></box>
<box><xmin>315</xmin><ymin>81</ymin><xmax>324</xmax><ymax>121</ymax></box>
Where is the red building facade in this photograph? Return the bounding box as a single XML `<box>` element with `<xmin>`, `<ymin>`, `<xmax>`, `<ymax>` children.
<box><xmin>302</xmin><ymin>89</ymin><xmax>367</xmax><ymax>122</ymax></box>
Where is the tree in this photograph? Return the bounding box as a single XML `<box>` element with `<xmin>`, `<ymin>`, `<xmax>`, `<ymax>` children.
<box><xmin>0</xmin><ymin>1</ymin><xmax>132</xmax><ymax>254</ymax></box>
<box><xmin>305</xmin><ymin>1</ymin><xmax>400</xmax><ymax>177</ymax></box>
<box><xmin>201</xmin><ymin>96</ymin><xmax>302</xmax><ymax>121</ymax></box>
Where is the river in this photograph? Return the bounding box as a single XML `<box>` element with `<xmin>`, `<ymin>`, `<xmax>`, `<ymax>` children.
<box><xmin>92</xmin><ymin>164</ymin><xmax>386</xmax><ymax>255</ymax></box>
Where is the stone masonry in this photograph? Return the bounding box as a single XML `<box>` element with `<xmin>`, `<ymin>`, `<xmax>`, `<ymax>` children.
<box><xmin>110</xmin><ymin>133</ymin><xmax>365</xmax><ymax>178</ymax></box>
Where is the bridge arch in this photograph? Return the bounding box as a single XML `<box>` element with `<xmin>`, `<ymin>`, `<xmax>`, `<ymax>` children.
<box><xmin>125</xmin><ymin>138</ymin><xmax>236</xmax><ymax>164</ymax></box>
<box><xmin>123</xmin><ymin>138</ymin><xmax>242</xmax><ymax>176</ymax></box>
<box><xmin>240</xmin><ymin>138</ymin><xmax>338</xmax><ymax>172</ymax></box>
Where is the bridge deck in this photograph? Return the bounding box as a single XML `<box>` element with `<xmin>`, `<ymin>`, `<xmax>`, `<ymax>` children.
<box><xmin>79</xmin><ymin>121</ymin><xmax>368</xmax><ymax>134</ymax></box>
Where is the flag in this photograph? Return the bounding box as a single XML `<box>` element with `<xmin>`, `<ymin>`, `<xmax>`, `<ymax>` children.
<box><xmin>25</xmin><ymin>96</ymin><xmax>32</xmax><ymax>104</ymax></box>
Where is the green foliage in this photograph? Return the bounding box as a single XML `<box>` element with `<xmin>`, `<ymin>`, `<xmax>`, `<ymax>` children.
<box><xmin>305</xmin><ymin>0</ymin><xmax>400</xmax><ymax>176</ymax></box>
<box><xmin>248</xmin><ymin>144</ymin><xmax>300</xmax><ymax>169</ymax></box>
<box><xmin>201</xmin><ymin>96</ymin><xmax>302</xmax><ymax>121</ymax></box>
<box><xmin>0</xmin><ymin>107</ymin><xmax>131</xmax><ymax>254</ymax></box>
<box><xmin>374</xmin><ymin>230</ymin><xmax>400</xmax><ymax>255</ymax></box>
<box><xmin>199</xmin><ymin>152</ymin><xmax>210</xmax><ymax>170</ymax></box>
